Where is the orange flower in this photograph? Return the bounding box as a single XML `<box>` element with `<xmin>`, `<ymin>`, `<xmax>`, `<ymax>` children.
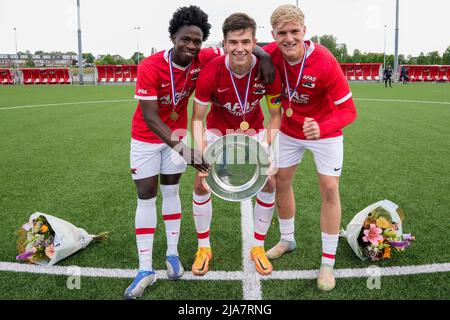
<box><xmin>383</xmin><ymin>247</ymin><xmax>392</xmax><ymax>259</ymax></box>
<box><xmin>40</xmin><ymin>224</ymin><xmax>49</xmax><ymax>233</ymax></box>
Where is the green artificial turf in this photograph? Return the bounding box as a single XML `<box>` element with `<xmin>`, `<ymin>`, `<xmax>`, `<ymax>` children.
<box><xmin>0</xmin><ymin>82</ymin><xmax>449</xmax><ymax>299</ymax></box>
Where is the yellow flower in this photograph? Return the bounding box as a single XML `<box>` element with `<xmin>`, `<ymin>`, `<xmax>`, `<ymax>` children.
<box><xmin>40</xmin><ymin>224</ymin><xmax>49</xmax><ymax>233</ymax></box>
<box><xmin>376</xmin><ymin>217</ymin><xmax>392</xmax><ymax>229</ymax></box>
<box><xmin>383</xmin><ymin>247</ymin><xmax>392</xmax><ymax>259</ymax></box>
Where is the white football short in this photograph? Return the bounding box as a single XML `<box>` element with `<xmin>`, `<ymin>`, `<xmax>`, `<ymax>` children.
<box><xmin>205</xmin><ymin>129</ymin><xmax>266</xmax><ymax>146</ymax></box>
<box><xmin>274</xmin><ymin>132</ymin><xmax>344</xmax><ymax>177</ymax></box>
<box><xmin>130</xmin><ymin>138</ymin><xmax>187</xmax><ymax>180</ymax></box>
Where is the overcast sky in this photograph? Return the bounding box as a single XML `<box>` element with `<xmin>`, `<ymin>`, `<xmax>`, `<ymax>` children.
<box><xmin>1</xmin><ymin>0</ymin><xmax>449</xmax><ymax>58</ymax></box>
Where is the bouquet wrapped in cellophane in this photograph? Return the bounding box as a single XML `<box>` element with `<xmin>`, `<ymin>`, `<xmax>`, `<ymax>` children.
<box><xmin>16</xmin><ymin>212</ymin><xmax>109</xmax><ymax>266</ymax></box>
<box><xmin>340</xmin><ymin>200</ymin><xmax>415</xmax><ymax>261</ymax></box>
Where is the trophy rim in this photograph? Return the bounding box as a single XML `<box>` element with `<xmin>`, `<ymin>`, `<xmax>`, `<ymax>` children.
<box><xmin>203</xmin><ymin>133</ymin><xmax>269</xmax><ymax>202</ymax></box>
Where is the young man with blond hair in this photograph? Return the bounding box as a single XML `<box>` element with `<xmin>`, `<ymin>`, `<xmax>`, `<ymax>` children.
<box><xmin>264</xmin><ymin>4</ymin><xmax>357</xmax><ymax>291</ymax></box>
<box><xmin>191</xmin><ymin>13</ymin><xmax>282</xmax><ymax>277</ymax></box>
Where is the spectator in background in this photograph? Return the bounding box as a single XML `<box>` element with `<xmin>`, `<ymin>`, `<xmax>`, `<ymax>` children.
<box><xmin>401</xmin><ymin>66</ymin><xmax>409</xmax><ymax>84</ymax></box>
<box><xmin>383</xmin><ymin>65</ymin><xmax>393</xmax><ymax>88</ymax></box>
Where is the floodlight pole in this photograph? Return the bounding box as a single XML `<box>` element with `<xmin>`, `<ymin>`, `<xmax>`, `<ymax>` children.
<box><xmin>296</xmin><ymin>0</ymin><xmax>299</xmax><ymax>6</ymax></box>
<box><xmin>383</xmin><ymin>25</ymin><xmax>387</xmax><ymax>69</ymax></box>
<box><xmin>135</xmin><ymin>26</ymin><xmax>141</xmax><ymax>64</ymax></box>
<box><xmin>394</xmin><ymin>0</ymin><xmax>399</xmax><ymax>74</ymax></box>
<box><xmin>13</xmin><ymin>27</ymin><xmax>19</xmax><ymax>69</ymax></box>
<box><xmin>77</xmin><ymin>0</ymin><xmax>84</xmax><ymax>85</ymax></box>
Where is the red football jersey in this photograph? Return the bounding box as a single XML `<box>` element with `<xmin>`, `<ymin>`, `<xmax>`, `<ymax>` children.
<box><xmin>132</xmin><ymin>47</ymin><xmax>223</xmax><ymax>143</ymax></box>
<box><xmin>194</xmin><ymin>55</ymin><xmax>282</xmax><ymax>136</ymax></box>
<box><xmin>264</xmin><ymin>41</ymin><xmax>355</xmax><ymax>139</ymax></box>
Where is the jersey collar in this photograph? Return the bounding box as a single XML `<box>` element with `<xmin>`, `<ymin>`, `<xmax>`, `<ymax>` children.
<box><xmin>286</xmin><ymin>40</ymin><xmax>315</xmax><ymax>66</ymax></box>
<box><xmin>225</xmin><ymin>54</ymin><xmax>257</xmax><ymax>79</ymax></box>
<box><xmin>164</xmin><ymin>49</ymin><xmax>191</xmax><ymax>71</ymax></box>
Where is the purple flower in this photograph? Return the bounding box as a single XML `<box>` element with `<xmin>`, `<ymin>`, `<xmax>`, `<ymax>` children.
<box><xmin>16</xmin><ymin>251</ymin><xmax>33</xmax><ymax>261</ymax></box>
<box><xmin>390</xmin><ymin>240</ymin><xmax>410</xmax><ymax>248</ymax></box>
<box><xmin>402</xmin><ymin>234</ymin><xmax>415</xmax><ymax>241</ymax></box>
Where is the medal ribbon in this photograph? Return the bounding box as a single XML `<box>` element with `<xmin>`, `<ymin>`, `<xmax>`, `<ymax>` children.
<box><xmin>283</xmin><ymin>42</ymin><xmax>308</xmax><ymax>105</ymax></box>
<box><xmin>169</xmin><ymin>50</ymin><xmax>192</xmax><ymax>109</ymax></box>
<box><xmin>228</xmin><ymin>58</ymin><xmax>254</xmax><ymax>120</ymax></box>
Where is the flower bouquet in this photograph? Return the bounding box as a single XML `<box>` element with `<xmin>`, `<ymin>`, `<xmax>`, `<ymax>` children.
<box><xmin>340</xmin><ymin>200</ymin><xmax>415</xmax><ymax>261</ymax></box>
<box><xmin>16</xmin><ymin>212</ymin><xmax>109</xmax><ymax>266</ymax></box>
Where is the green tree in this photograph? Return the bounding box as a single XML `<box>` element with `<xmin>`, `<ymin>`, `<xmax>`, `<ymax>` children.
<box><xmin>417</xmin><ymin>52</ymin><xmax>427</xmax><ymax>64</ymax></box>
<box><xmin>336</xmin><ymin>43</ymin><xmax>349</xmax><ymax>62</ymax></box>
<box><xmin>318</xmin><ymin>34</ymin><xmax>340</xmax><ymax>59</ymax></box>
<box><xmin>443</xmin><ymin>46</ymin><xmax>450</xmax><ymax>64</ymax></box>
<box><xmin>95</xmin><ymin>54</ymin><xmax>116</xmax><ymax>65</ymax></box>
<box><xmin>352</xmin><ymin>49</ymin><xmax>363</xmax><ymax>63</ymax></box>
<box><xmin>25</xmin><ymin>56</ymin><xmax>35</xmax><ymax>67</ymax></box>
<box><xmin>310</xmin><ymin>35</ymin><xmax>319</xmax><ymax>44</ymax></box>
<box><xmin>130</xmin><ymin>52</ymin><xmax>145</xmax><ymax>64</ymax></box>
<box><xmin>83</xmin><ymin>53</ymin><xmax>95</xmax><ymax>63</ymax></box>
<box><xmin>426</xmin><ymin>51</ymin><xmax>441</xmax><ymax>64</ymax></box>
<box><xmin>406</xmin><ymin>55</ymin><xmax>417</xmax><ymax>65</ymax></box>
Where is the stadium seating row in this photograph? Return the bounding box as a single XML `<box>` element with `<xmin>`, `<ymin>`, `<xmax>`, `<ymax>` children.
<box><xmin>340</xmin><ymin>63</ymin><xmax>382</xmax><ymax>81</ymax></box>
<box><xmin>0</xmin><ymin>69</ymin><xmax>14</xmax><ymax>84</ymax></box>
<box><xmin>96</xmin><ymin>65</ymin><xmax>137</xmax><ymax>83</ymax></box>
<box><xmin>21</xmin><ymin>68</ymin><xmax>71</xmax><ymax>85</ymax></box>
<box><xmin>401</xmin><ymin>65</ymin><xmax>450</xmax><ymax>82</ymax></box>
<box><xmin>3</xmin><ymin>64</ymin><xmax>450</xmax><ymax>85</ymax></box>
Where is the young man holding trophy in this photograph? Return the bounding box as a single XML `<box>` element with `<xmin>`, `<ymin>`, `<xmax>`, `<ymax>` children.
<box><xmin>191</xmin><ymin>13</ymin><xmax>282</xmax><ymax>276</ymax></box>
<box><xmin>264</xmin><ymin>4</ymin><xmax>357</xmax><ymax>291</ymax></box>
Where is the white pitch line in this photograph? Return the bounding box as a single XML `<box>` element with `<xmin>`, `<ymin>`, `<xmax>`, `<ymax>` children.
<box><xmin>1</xmin><ymin>261</ymin><xmax>450</xmax><ymax>281</ymax></box>
<box><xmin>354</xmin><ymin>98</ymin><xmax>450</xmax><ymax>105</ymax></box>
<box><xmin>0</xmin><ymin>99</ymin><xmax>135</xmax><ymax>111</ymax></box>
<box><xmin>262</xmin><ymin>263</ymin><xmax>450</xmax><ymax>280</ymax></box>
<box><xmin>0</xmin><ymin>262</ymin><xmax>243</xmax><ymax>281</ymax></box>
<box><xmin>2</xmin><ymin>97</ymin><xmax>448</xmax><ymax>112</ymax></box>
<box><xmin>240</xmin><ymin>199</ymin><xmax>262</xmax><ymax>300</ymax></box>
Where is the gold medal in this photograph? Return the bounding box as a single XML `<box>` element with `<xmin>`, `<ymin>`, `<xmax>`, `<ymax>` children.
<box><xmin>240</xmin><ymin>120</ymin><xmax>250</xmax><ymax>131</ymax></box>
<box><xmin>170</xmin><ymin>111</ymin><xmax>179</xmax><ymax>121</ymax></box>
<box><xmin>285</xmin><ymin>107</ymin><xmax>293</xmax><ymax>118</ymax></box>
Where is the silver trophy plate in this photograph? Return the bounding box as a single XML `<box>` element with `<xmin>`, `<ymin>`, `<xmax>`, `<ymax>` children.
<box><xmin>203</xmin><ymin>134</ymin><xmax>270</xmax><ymax>202</ymax></box>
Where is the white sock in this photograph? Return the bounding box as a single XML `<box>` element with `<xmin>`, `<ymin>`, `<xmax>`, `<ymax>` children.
<box><xmin>192</xmin><ymin>192</ymin><xmax>212</xmax><ymax>248</ymax></box>
<box><xmin>135</xmin><ymin>197</ymin><xmax>157</xmax><ymax>272</ymax></box>
<box><xmin>279</xmin><ymin>217</ymin><xmax>295</xmax><ymax>242</ymax></box>
<box><xmin>160</xmin><ymin>184</ymin><xmax>182</xmax><ymax>256</ymax></box>
<box><xmin>321</xmin><ymin>232</ymin><xmax>339</xmax><ymax>267</ymax></box>
<box><xmin>253</xmin><ymin>191</ymin><xmax>275</xmax><ymax>247</ymax></box>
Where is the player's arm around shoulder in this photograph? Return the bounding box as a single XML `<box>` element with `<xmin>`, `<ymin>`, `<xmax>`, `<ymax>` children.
<box><xmin>254</xmin><ymin>45</ymin><xmax>275</xmax><ymax>84</ymax></box>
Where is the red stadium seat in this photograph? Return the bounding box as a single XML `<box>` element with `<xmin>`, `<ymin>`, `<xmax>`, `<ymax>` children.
<box><xmin>338</xmin><ymin>63</ymin><xmax>381</xmax><ymax>81</ymax></box>
<box><xmin>0</xmin><ymin>69</ymin><xmax>14</xmax><ymax>85</ymax></box>
<box><xmin>22</xmin><ymin>69</ymin><xmax>33</xmax><ymax>85</ymax></box>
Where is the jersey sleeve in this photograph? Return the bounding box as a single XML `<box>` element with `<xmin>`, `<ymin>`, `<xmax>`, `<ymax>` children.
<box><xmin>134</xmin><ymin>62</ymin><xmax>159</xmax><ymax>100</ymax></box>
<box><xmin>325</xmin><ymin>57</ymin><xmax>352</xmax><ymax>105</ymax></box>
<box><xmin>318</xmin><ymin>56</ymin><xmax>357</xmax><ymax>136</ymax></box>
<box><xmin>198</xmin><ymin>47</ymin><xmax>224</xmax><ymax>66</ymax></box>
<box><xmin>194</xmin><ymin>63</ymin><xmax>215</xmax><ymax>106</ymax></box>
